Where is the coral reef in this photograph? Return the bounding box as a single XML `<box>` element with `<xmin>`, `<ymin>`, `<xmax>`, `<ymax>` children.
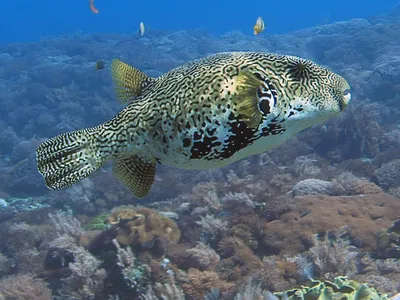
<box><xmin>107</xmin><ymin>206</ymin><xmax>181</xmax><ymax>250</ymax></box>
<box><xmin>1</xmin><ymin>6</ymin><xmax>400</xmax><ymax>299</ymax></box>
<box><xmin>273</xmin><ymin>276</ymin><xmax>387</xmax><ymax>300</ymax></box>
<box><xmin>376</xmin><ymin>219</ymin><xmax>400</xmax><ymax>259</ymax></box>
<box><xmin>0</xmin><ymin>274</ymin><xmax>53</xmax><ymax>300</ymax></box>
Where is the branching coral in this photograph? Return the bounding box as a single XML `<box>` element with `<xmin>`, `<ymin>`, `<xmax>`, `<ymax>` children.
<box><xmin>49</xmin><ymin>234</ymin><xmax>106</xmax><ymax>299</ymax></box>
<box><xmin>48</xmin><ymin>211</ymin><xmax>82</xmax><ymax>238</ymax></box>
<box><xmin>181</xmin><ymin>268</ymin><xmax>233</xmax><ymax>300</ymax></box>
<box><xmin>376</xmin><ymin>159</ymin><xmax>400</xmax><ymax>190</ymax></box>
<box><xmin>376</xmin><ymin>219</ymin><xmax>400</xmax><ymax>259</ymax></box>
<box><xmin>216</xmin><ymin>237</ymin><xmax>263</xmax><ymax>282</ymax></box>
<box><xmin>0</xmin><ymin>274</ymin><xmax>53</xmax><ymax>300</ymax></box>
<box><xmin>185</xmin><ymin>242</ymin><xmax>220</xmax><ymax>271</ymax></box>
<box><xmin>107</xmin><ymin>207</ymin><xmax>181</xmax><ymax>249</ymax></box>
<box><xmin>307</xmin><ymin>230</ymin><xmax>359</xmax><ymax>280</ymax></box>
<box><xmin>333</xmin><ymin>172</ymin><xmax>383</xmax><ymax>195</ymax></box>
<box><xmin>196</xmin><ymin>214</ymin><xmax>228</xmax><ymax>241</ymax></box>
<box><xmin>63</xmin><ymin>246</ymin><xmax>105</xmax><ymax>299</ymax></box>
<box><xmin>140</xmin><ymin>273</ymin><xmax>185</xmax><ymax>300</ymax></box>
<box><xmin>112</xmin><ymin>239</ymin><xmax>150</xmax><ymax>291</ymax></box>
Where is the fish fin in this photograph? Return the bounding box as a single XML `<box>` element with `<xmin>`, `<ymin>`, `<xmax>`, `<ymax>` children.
<box><xmin>113</xmin><ymin>154</ymin><xmax>156</xmax><ymax>198</ymax></box>
<box><xmin>233</xmin><ymin>70</ymin><xmax>263</xmax><ymax>128</ymax></box>
<box><xmin>111</xmin><ymin>59</ymin><xmax>153</xmax><ymax>104</ymax></box>
<box><xmin>36</xmin><ymin>127</ymin><xmax>108</xmax><ymax>190</ymax></box>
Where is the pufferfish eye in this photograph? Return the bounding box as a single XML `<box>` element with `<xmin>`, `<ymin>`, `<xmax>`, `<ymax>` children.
<box><xmin>343</xmin><ymin>89</ymin><xmax>351</xmax><ymax>102</ymax></box>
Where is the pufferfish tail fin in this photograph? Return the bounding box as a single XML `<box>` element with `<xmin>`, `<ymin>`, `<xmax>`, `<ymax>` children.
<box><xmin>111</xmin><ymin>59</ymin><xmax>155</xmax><ymax>104</ymax></box>
<box><xmin>36</xmin><ymin>126</ymin><xmax>109</xmax><ymax>190</ymax></box>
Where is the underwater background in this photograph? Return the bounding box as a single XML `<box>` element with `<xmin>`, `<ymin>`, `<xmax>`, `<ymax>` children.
<box><xmin>1</xmin><ymin>1</ymin><xmax>400</xmax><ymax>299</ymax></box>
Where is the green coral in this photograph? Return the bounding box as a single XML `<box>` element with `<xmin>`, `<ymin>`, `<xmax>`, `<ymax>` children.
<box><xmin>274</xmin><ymin>276</ymin><xmax>388</xmax><ymax>300</ymax></box>
<box><xmin>83</xmin><ymin>213</ymin><xmax>110</xmax><ymax>230</ymax></box>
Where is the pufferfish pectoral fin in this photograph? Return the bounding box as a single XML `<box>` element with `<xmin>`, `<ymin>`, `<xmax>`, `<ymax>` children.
<box><xmin>233</xmin><ymin>70</ymin><xmax>264</xmax><ymax>128</ymax></box>
<box><xmin>111</xmin><ymin>59</ymin><xmax>154</xmax><ymax>104</ymax></box>
<box><xmin>112</xmin><ymin>154</ymin><xmax>157</xmax><ymax>198</ymax></box>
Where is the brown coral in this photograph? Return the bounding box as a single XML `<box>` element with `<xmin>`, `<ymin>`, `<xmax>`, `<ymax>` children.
<box><xmin>107</xmin><ymin>207</ymin><xmax>181</xmax><ymax>248</ymax></box>
<box><xmin>262</xmin><ymin>193</ymin><xmax>400</xmax><ymax>255</ymax></box>
<box><xmin>181</xmin><ymin>268</ymin><xmax>233</xmax><ymax>300</ymax></box>
<box><xmin>0</xmin><ymin>274</ymin><xmax>52</xmax><ymax>300</ymax></box>
<box><xmin>216</xmin><ymin>237</ymin><xmax>262</xmax><ymax>282</ymax></box>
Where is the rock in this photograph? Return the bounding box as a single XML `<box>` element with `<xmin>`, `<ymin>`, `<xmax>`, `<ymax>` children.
<box><xmin>292</xmin><ymin>179</ymin><xmax>338</xmax><ymax>196</ymax></box>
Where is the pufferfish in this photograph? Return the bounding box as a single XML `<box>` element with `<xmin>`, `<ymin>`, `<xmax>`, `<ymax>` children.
<box><xmin>36</xmin><ymin>52</ymin><xmax>351</xmax><ymax>198</ymax></box>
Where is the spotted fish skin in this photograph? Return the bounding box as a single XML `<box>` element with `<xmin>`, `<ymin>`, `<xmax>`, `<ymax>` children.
<box><xmin>36</xmin><ymin>52</ymin><xmax>351</xmax><ymax>198</ymax></box>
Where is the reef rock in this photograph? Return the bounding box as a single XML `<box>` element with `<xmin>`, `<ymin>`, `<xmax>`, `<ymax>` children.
<box><xmin>262</xmin><ymin>193</ymin><xmax>400</xmax><ymax>255</ymax></box>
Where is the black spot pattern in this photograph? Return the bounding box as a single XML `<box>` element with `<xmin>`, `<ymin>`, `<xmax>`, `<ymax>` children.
<box><xmin>259</xmin><ymin>100</ymin><xmax>271</xmax><ymax>115</ymax></box>
<box><xmin>189</xmin><ymin>112</ymin><xmax>286</xmax><ymax>160</ymax></box>
<box><xmin>218</xmin><ymin>115</ymin><xmax>258</xmax><ymax>159</ymax></box>
<box><xmin>103</xmin><ymin>52</ymin><xmax>348</xmax><ymax>168</ymax></box>
<box><xmin>190</xmin><ymin>134</ymin><xmax>221</xmax><ymax>159</ymax></box>
<box><xmin>183</xmin><ymin>138</ymin><xmax>191</xmax><ymax>147</ymax></box>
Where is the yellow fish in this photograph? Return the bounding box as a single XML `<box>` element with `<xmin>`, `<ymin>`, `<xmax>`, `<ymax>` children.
<box><xmin>254</xmin><ymin>17</ymin><xmax>265</xmax><ymax>35</ymax></box>
<box><xmin>95</xmin><ymin>60</ymin><xmax>105</xmax><ymax>70</ymax></box>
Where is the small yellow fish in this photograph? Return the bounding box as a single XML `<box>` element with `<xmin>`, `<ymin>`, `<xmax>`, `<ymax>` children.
<box><xmin>254</xmin><ymin>17</ymin><xmax>265</xmax><ymax>35</ymax></box>
<box><xmin>139</xmin><ymin>22</ymin><xmax>145</xmax><ymax>36</ymax></box>
<box><xmin>95</xmin><ymin>60</ymin><xmax>105</xmax><ymax>70</ymax></box>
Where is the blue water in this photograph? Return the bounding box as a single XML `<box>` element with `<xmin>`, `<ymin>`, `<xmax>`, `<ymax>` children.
<box><xmin>0</xmin><ymin>0</ymin><xmax>398</xmax><ymax>43</ymax></box>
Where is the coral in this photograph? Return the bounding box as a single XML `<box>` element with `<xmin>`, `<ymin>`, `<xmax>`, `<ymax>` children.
<box><xmin>233</xmin><ymin>276</ymin><xmax>388</xmax><ymax>299</ymax></box>
<box><xmin>140</xmin><ymin>274</ymin><xmax>185</xmax><ymax>300</ymax></box>
<box><xmin>166</xmin><ymin>242</ymin><xmax>220</xmax><ymax>271</ymax></box>
<box><xmin>49</xmin><ymin>233</ymin><xmax>106</xmax><ymax>299</ymax></box>
<box><xmin>253</xmin><ymin>256</ymin><xmax>296</xmax><ymax>291</ymax></box>
<box><xmin>229</xmin><ymin>224</ymin><xmax>258</xmax><ymax>250</ymax></box>
<box><xmin>63</xmin><ymin>246</ymin><xmax>105</xmax><ymax>299</ymax></box>
<box><xmin>0</xmin><ymin>196</ymin><xmax>49</xmax><ymax>214</ymax></box>
<box><xmin>234</xmin><ymin>280</ymin><xmax>276</xmax><ymax>300</ymax></box>
<box><xmin>0</xmin><ymin>252</ymin><xmax>12</xmax><ymax>277</ymax></box>
<box><xmin>220</xmin><ymin>192</ymin><xmax>255</xmax><ymax>209</ymax></box>
<box><xmin>112</xmin><ymin>239</ymin><xmax>150</xmax><ymax>291</ymax></box>
<box><xmin>14</xmin><ymin>248</ymin><xmax>46</xmax><ymax>274</ymax></box>
<box><xmin>181</xmin><ymin>268</ymin><xmax>233</xmax><ymax>300</ymax></box>
<box><xmin>376</xmin><ymin>159</ymin><xmax>400</xmax><ymax>189</ymax></box>
<box><xmin>293</xmin><ymin>155</ymin><xmax>321</xmax><ymax>178</ymax></box>
<box><xmin>333</xmin><ymin>172</ymin><xmax>383</xmax><ymax>195</ymax></box>
<box><xmin>107</xmin><ymin>206</ymin><xmax>181</xmax><ymax>249</ymax></box>
<box><xmin>196</xmin><ymin>214</ymin><xmax>228</xmax><ymax>241</ymax></box>
<box><xmin>83</xmin><ymin>213</ymin><xmax>110</xmax><ymax>231</ymax></box>
<box><xmin>0</xmin><ymin>221</ymin><xmax>55</xmax><ymax>274</ymax></box>
<box><xmin>376</xmin><ymin>219</ymin><xmax>400</xmax><ymax>258</ymax></box>
<box><xmin>261</xmin><ymin>193</ymin><xmax>400</xmax><ymax>255</ymax></box>
<box><xmin>273</xmin><ymin>276</ymin><xmax>388</xmax><ymax>300</ymax></box>
<box><xmin>354</xmin><ymin>274</ymin><xmax>400</xmax><ymax>296</ymax></box>
<box><xmin>216</xmin><ymin>237</ymin><xmax>262</xmax><ymax>282</ymax></box>
<box><xmin>306</xmin><ymin>230</ymin><xmax>358</xmax><ymax>280</ymax></box>
<box><xmin>292</xmin><ymin>179</ymin><xmax>338</xmax><ymax>196</ymax></box>
<box><xmin>48</xmin><ymin>211</ymin><xmax>83</xmax><ymax>238</ymax></box>
<box><xmin>184</xmin><ymin>242</ymin><xmax>220</xmax><ymax>271</ymax></box>
<box><xmin>47</xmin><ymin>213</ymin><xmax>107</xmax><ymax>300</ymax></box>
<box><xmin>0</xmin><ymin>274</ymin><xmax>53</xmax><ymax>300</ymax></box>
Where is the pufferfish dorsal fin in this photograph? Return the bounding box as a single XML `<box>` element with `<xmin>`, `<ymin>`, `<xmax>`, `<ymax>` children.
<box><xmin>111</xmin><ymin>59</ymin><xmax>154</xmax><ymax>104</ymax></box>
<box><xmin>112</xmin><ymin>154</ymin><xmax>157</xmax><ymax>198</ymax></box>
<box><xmin>233</xmin><ymin>70</ymin><xmax>264</xmax><ymax>129</ymax></box>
